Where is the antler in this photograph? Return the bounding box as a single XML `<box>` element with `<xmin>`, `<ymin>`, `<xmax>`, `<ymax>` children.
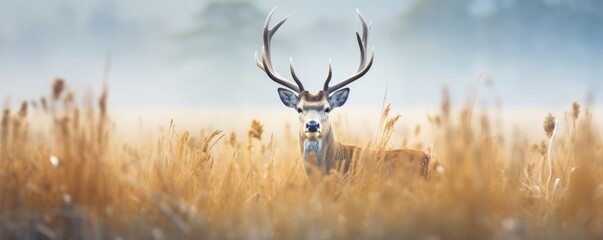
<box><xmin>323</xmin><ymin>9</ymin><xmax>374</xmax><ymax>94</ymax></box>
<box><xmin>255</xmin><ymin>7</ymin><xmax>305</xmax><ymax>93</ymax></box>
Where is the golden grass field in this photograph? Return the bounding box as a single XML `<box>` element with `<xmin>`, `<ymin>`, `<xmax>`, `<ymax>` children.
<box><xmin>1</xmin><ymin>79</ymin><xmax>602</xmax><ymax>239</ymax></box>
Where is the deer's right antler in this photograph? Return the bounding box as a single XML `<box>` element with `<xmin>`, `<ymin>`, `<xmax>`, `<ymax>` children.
<box><xmin>255</xmin><ymin>7</ymin><xmax>305</xmax><ymax>93</ymax></box>
<box><xmin>323</xmin><ymin>9</ymin><xmax>374</xmax><ymax>94</ymax></box>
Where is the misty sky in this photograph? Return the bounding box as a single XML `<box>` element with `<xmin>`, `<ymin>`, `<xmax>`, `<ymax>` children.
<box><xmin>0</xmin><ymin>0</ymin><xmax>601</xmax><ymax>110</ymax></box>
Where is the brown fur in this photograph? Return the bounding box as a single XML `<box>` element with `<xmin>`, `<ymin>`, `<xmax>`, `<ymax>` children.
<box><xmin>299</xmin><ymin>91</ymin><xmax>327</xmax><ymax>102</ymax></box>
<box><xmin>322</xmin><ymin>141</ymin><xmax>441</xmax><ymax>180</ymax></box>
<box><xmin>299</xmin><ymin>117</ymin><xmax>441</xmax><ymax>180</ymax></box>
<box><xmin>296</xmin><ymin>91</ymin><xmax>442</xmax><ymax>180</ymax></box>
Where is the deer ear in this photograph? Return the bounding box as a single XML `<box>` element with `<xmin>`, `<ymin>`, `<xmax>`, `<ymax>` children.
<box><xmin>328</xmin><ymin>88</ymin><xmax>350</xmax><ymax>108</ymax></box>
<box><xmin>277</xmin><ymin>88</ymin><xmax>299</xmax><ymax>108</ymax></box>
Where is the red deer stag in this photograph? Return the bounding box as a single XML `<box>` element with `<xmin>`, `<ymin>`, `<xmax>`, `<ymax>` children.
<box><xmin>255</xmin><ymin>8</ymin><xmax>441</xmax><ymax>180</ymax></box>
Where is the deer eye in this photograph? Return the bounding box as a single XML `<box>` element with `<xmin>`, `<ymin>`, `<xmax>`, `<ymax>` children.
<box><xmin>297</xmin><ymin>107</ymin><xmax>303</xmax><ymax>113</ymax></box>
<box><xmin>325</xmin><ymin>107</ymin><xmax>331</xmax><ymax>113</ymax></box>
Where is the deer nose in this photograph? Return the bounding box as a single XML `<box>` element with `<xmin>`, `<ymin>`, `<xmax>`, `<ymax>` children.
<box><xmin>306</xmin><ymin>121</ymin><xmax>320</xmax><ymax>132</ymax></box>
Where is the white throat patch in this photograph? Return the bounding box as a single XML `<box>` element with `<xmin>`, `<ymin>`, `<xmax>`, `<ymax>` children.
<box><xmin>303</xmin><ymin>140</ymin><xmax>324</xmax><ymax>166</ymax></box>
<box><xmin>304</xmin><ymin>140</ymin><xmax>322</xmax><ymax>154</ymax></box>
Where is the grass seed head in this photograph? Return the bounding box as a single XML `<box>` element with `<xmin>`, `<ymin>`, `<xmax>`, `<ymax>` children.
<box><xmin>532</xmin><ymin>140</ymin><xmax>547</xmax><ymax>155</ymax></box>
<box><xmin>18</xmin><ymin>101</ymin><xmax>27</xmax><ymax>118</ymax></box>
<box><xmin>40</xmin><ymin>97</ymin><xmax>48</xmax><ymax>112</ymax></box>
<box><xmin>99</xmin><ymin>87</ymin><xmax>108</xmax><ymax>117</ymax></box>
<box><xmin>543</xmin><ymin>113</ymin><xmax>556</xmax><ymax>138</ymax></box>
<box><xmin>248</xmin><ymin>119</ymin><xmax>264</xmax><ymax>141</ymax></box>
<box><xmin>572</xmin><ymin>100</ymin><xmax>580</xmax><ymax>120</ymax></box>
<box><xmin>52</xmin><ymin>78</ymin><xmax>65</xmax><ymax>100</ymax></box>
<box><xmin>382</xmin><ymin>104</ymin><xmax>391</xmax><ymax>119</ymax></box>
<box><xmin>229</xmin><ymin>132</ymin><xmax>238</xmax><ymax>147</ymax></box>
<box><xmin>385</xmin><ymin>114</ymin><xmax>401</xmax><ymax>131</ymax></box>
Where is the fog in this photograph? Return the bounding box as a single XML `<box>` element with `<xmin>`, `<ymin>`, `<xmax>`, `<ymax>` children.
<box><xmin>0</xmin><ymin>0</ymin><xmax>601</xmax><ymax>110</ymax></box>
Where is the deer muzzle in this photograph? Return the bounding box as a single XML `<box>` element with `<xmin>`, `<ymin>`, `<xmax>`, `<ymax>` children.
<box><xmin>305</xmin><ymin>120</ymin><xmax>320</xmax><ymax>133</ymax></box>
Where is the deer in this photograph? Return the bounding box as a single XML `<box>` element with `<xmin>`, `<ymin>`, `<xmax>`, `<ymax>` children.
<box><xmin>254</xmin><ymin>8</ymin><xmax>442</xmax><ymax>180</ymax></box>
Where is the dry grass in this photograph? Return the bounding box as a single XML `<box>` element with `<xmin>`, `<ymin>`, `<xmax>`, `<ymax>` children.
<box><xmin>1</xmin><ymin>80</ymin><xmax>602</xmax><ymax>239</ymax></box>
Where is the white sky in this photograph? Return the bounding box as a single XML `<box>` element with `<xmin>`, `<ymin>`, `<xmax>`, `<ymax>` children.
<box><xmin>0</xmin><ymin>0</ymin><xmax>600</xmax><ymax>110</ymax></box>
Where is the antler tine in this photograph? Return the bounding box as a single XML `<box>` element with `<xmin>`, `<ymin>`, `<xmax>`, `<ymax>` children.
<box><xmin>323</xmin><ymin>59</ymin><xmax>333</xmax><ymax>92</ymax></box>
<box><xmin>358</xmin><ymin>8</ymin><xmax>370</xmax><ymax>52</ymax></box>
<box><xmin>354</xmin><ymin>31</ymin><xmax>366</xmax><ymax>72</ymax></box>
<box><xmin>325</xmin><ymin>9</ymin><xmax>374</xmax><ymax>94</ymax></box>
<box><xmin>255</xmin><ymin>7</ymin><xmax>304</xmax><ymax>93</ymax></box>
<box><xmin>289</xmin><ymin>58</ymin><xmax>305</xmax><ymax>92</ymax></box>
<box><xmin>327</xmin><ymin>50</ymin><xmax>374</xmax><ymax>93</ymax></box>
<box><xmin>254</xmin><ymin>51</ymin><xmax>265</xmax><ymax>71</ymax></box>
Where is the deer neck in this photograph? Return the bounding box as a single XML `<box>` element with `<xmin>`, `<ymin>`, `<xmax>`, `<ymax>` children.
<box><xmin>300</xmin><ymin>128</ymin><xmax>336</xmax><ymax>172</ymax></box>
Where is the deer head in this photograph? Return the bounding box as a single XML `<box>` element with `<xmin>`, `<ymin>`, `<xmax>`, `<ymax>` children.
<box><xmin>255</xmin><ymin>7</ymin><xmax>374</xmax><ymax>141</ymax></box>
